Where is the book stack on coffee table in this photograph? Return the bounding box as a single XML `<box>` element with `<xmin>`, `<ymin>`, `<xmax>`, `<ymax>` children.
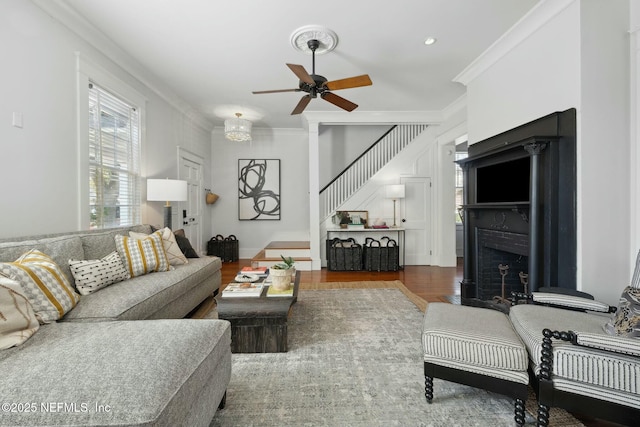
<box><xmin>222</xmin><ymin>282</ymin><xmax>264</xmax><ymax>297</ymax></box>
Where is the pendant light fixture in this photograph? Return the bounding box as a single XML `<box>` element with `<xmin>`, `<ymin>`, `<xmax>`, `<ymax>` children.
<box><xmin>224</xmin><ymin>113</ymin><xmax>252</xmax><ymax>141</ymax></box>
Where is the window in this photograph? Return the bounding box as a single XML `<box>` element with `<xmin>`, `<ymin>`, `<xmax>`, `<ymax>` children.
<box><xmin>88</xmin><ymin>82</ymin><xmax>141</xmax><ymax>229</ymax></box>
<box><xmin>455</xmin><ymin>151</ymin><xmax>467</xmax><ymax>223</ymax></box>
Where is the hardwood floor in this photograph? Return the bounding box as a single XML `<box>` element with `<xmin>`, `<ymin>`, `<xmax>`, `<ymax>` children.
<box><xmin>220</xmin><ymin>258</ymin><xmax>624</xmax><ymax>426</ymax></box>
<box><xmin>221</xmin><ymin>259</ymin><xmax>463</xmax><ymax>302</ymax></box>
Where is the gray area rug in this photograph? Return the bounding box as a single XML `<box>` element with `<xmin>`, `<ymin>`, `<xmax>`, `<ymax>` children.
<box><xmin>210</xmin><ymin>288</ymin><xmax>581</xmax><ymax>427</ymax></box>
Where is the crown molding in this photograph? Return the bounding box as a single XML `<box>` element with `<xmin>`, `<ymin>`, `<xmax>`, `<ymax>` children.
<box><xmin>31</xmin><ymin>0</ymin><xmax>214</xmax><ymax>131</ymax></box>
<box><xmin>453</xmin><ymin>0</ymin><xmax>575</xmax><ymax>86</ymax></box>
<box><xmin>442</xmin><ymin>94</ymin><xmax>466</xmax><ymax>121</ymax></box>
<box><xmin>302</xmin><ymin>111</ymin><xmax>443</xmax><ymax>126</ymax></box>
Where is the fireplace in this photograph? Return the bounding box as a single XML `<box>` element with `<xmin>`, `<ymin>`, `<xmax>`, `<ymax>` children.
<box><xmin>458</xmin><ymin>109</ymin><xmax>577</xmax><ymax>303</ymax></box>
<box><xmin>476</xmin><ymin>229</ymin><xmax>528</xmax><ymax>300</ymax></box>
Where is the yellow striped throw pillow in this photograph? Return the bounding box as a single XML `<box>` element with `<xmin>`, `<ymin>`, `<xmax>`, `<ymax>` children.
<box><xmin>0</xmin><ymin>250</ymin><xmax>80</xmax><ymax>324</ymax></box>
<box><xmin>114</xmin><ymin>231</ymin><xmax>171</xmax><ymax>278</ymax></box>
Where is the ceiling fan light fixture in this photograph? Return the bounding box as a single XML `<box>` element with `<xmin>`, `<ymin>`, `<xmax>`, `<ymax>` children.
<box><xmin>253</xmin><ymin>28</ymin><xmax>372</xmax><ymax>115</ymax></box>
<box><xmin>224</xmin><ymin>113</ymin><xmax>252</xmax><ymax>142</ymax></box>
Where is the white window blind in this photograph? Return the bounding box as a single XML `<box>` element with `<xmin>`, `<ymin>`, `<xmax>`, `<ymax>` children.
<box><xmin>88</xmin><ymin>82</ymin><xmax>141</xmax><ymax>229</ymax></box>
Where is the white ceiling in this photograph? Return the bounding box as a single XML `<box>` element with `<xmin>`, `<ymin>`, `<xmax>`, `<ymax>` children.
<box><xmin>62</xmin><ymin>0</ymin><xmax>540</xmax><ymax>129</ymax></box>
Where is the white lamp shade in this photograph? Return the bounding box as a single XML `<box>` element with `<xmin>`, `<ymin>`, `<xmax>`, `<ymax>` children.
<box><xmin>385</xmin><ymin>184</ymin><xmax>405</xmax><ymax>199</ymax></box>
<box><xmin>147</xmin><ymin>179</ymin><xmax>188</xmax><ymax>202</ymax></box>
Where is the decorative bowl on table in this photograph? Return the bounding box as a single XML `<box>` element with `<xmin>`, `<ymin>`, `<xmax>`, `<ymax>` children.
<box><xmin>234</xmin><ymin>274</ymin><xmax>260</xmax><ymax>283</ymax></box>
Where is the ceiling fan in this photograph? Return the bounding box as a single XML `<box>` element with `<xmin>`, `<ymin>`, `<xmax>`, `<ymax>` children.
<box><xmin>252</xmin><ymin>39</ymin><xmax>372</xmax><ymax>115</ymax></box>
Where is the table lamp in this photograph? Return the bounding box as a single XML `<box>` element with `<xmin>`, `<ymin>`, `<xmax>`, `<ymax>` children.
<box><xmin>385</xmin><ymin>184</ymin><xmax>405</xmax><ymax>228</ymax></box>
<box><xmin>147</xmin><ymin>178</ymin><xmax>188</xmax><ymax>229</ymax></box>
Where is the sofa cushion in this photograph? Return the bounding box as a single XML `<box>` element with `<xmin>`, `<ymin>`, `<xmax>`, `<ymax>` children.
<box><xmin>81</xmin><ymin>231</ymin><xmax>123</xmax><ymax>260</ymax></box>
<box><xmin>81</xmin><ymin>225</ymin><xmax>153</xmax><ymax>260</ymax></box>
<box><xmin>0</xmin><ymin>277</ymin><xmax>39</xmax><ymax>349</ymax></box>
<box><xmin>0</xmin><ymin>250</ymin><xmax>80</xmax><ymax>323</ymax></box>
<box><xmin>130</xmin><ymin>228</ymin><xmax>188</xmax><ymax>266</ymax></box>
<box><xmin>0</xmin><ymin>319</ymin><xmax>232</xmax><ymax>426</ymax></box>
<box><xmin>604</xmin><ymin>286</ymin><xmax>640</xmax><ymax>337</ymax></box>
<box><xmin>69</xmin><ymin>251</ymin><xmax>130</xmax><ymax>295</ymax></box>
<box><xmin>0</xmin><ymin>235</ymin><xmax>84</xmax><ymax>283</ymax></box>
<box><xmin>115</xmin><ymin>231</ymin><xmax>170</xmax><ymax>278</ymax></box>
<box><xmin>62</xmin><ymin>257</ymin><xmax>221</xmax><ymax>321</ymax></box>
<box><xmin>510</xmin><ymin>304</ymin><xmax>640</xmax><ymax>396</ymax></box>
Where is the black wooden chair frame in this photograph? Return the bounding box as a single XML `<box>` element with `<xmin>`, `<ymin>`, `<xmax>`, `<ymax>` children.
<box><xmin>424</xmin><ymin>362</ymin><xmax>528</xmax><ymax>427</ymax></box>
<box><xmin>533</xmin><ymin>329</ymin><xmax>640</xmax><ymax>427</ymax></box>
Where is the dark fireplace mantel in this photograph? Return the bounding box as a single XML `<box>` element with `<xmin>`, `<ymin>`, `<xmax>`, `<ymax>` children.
<box><xmin>458</xmin><ymin>109</ymin><xmax>577</xmax><ymax>301</ymax></box>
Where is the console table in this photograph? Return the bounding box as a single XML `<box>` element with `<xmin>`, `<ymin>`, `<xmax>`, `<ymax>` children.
<box><xmin>326</xmin><ymin>228</ymin><xmax>405</xmax><ymax>268</ymax></box>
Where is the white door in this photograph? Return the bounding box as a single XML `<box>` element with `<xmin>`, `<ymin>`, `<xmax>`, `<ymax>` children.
<box><xmin>178</xmin><ymin>148</ymin><xmax>203</xmax><ymax>254</ymax></box>
<box><xmin>401</xmin><ymin>176</ymin><xmax>432</xmax><ymax>265</ymax></box>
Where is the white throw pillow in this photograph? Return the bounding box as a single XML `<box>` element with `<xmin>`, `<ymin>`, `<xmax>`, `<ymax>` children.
<box><xmin>69</xmin><ymin>251</ymin><xmax>130</xmax><ymax>295</ymax></box>
<box><xmin>130</xmin><ymin>228</ymin><xmax>188</xmax><ymax>266</ymax></box>
<box><xmin>0</xmin><ymin>276</ymin><xmax>39</xmax><ymax>349</ymax></box>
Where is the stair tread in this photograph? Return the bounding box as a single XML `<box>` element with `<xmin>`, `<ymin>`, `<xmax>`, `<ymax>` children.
<box><xmin>252</xmin><ymin>249</ymin><xmax>311</xmax><ymax>261</ymax></box>
<box><xmin>252</xmin><ymin>250</ymin><xmax>311</xmax><ymax>262</ymax></box>
<box><xmin>264</xmin><ymin>241</ymin><xmax>310</xmax><ymax>250</ymax></box>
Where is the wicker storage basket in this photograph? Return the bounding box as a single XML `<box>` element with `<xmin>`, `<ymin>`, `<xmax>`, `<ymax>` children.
<box><xmin>207</xmin><ymin>234</ymin><xmax>239</xmax><ymax>262</ymax></box>
<box><xmin>326</xmin><ymin>237</ymin><xmax>363</xmax><ymax>271</ymax></box>
<box><xmin>363</xmin><ymin>237</ymin><xmax>399</xmax><ymax>271</ymax></box>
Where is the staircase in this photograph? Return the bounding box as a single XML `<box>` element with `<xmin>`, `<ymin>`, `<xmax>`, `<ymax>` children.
<box><xmin>251</xmin><ymin>241</ymin><xmax>313</xmax><ymax>271</ymax></box>
<box><xmin>320</xmin><ymin>124</ymin><xmax>429</xmax><ymax>221</ymax></box>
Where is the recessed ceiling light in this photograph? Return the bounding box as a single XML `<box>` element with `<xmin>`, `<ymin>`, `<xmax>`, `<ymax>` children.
<box><xmin>424</xmin><ymin>37</ymin><xmax>437</xmax><ymax>46</ymax></box>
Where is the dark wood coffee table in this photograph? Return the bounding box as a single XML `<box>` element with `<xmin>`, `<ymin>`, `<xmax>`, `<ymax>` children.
<box><xmin>216</xmin><ymin>271</ymin><xmax>300</xmax><ymax>353</ymax></box>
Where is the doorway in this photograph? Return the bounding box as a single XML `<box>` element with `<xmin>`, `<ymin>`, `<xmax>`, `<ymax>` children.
<box><xmin>455</xmin><ymin>141</ymin><xmax>468</xmax><ymax>258</ymax></box>
<box><xmin>400</xmin><ymin>176</ymin><xmax>432</xmax><ymax>265</ymax></box>
<box><xmin>177</xmin><ymin>148</ymin><xmax>204</xmax><ymax>254</ymax></box>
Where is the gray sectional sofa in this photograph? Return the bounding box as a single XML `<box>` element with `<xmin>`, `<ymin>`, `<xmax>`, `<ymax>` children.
<box><xmin>0</xmin><ymin>225</ymin><xmax>231</xmax><ymax>426</ymax></box>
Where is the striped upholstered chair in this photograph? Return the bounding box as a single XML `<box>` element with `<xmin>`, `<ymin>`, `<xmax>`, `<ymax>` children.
<box><xmin>509</xmin><ymin>251</ymin><xmax>640</xmax><ymax>427</ymax></box>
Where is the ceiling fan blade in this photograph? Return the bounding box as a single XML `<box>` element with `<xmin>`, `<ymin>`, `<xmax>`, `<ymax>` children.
<box><xmin>252</xmin><ymin>88</ymin><xmax>300</xmax><ymax>94</ymax></box>
<box><xmin>321</xmin><ymin>92</ymin><xmax>358</xmax><ymax>112</ymax></box>
<box><xmin>291</xmin><ymin>95</ymin><xmax>312</xmax><ymax>115</ymax></box>
<box><xmin>286</xmin><ymin>63</ymin><xmax>315</xmax><ymax>86</ymax></box>
<box><xmin>324</xmin><ymin>74</ymin><xmax>372</xmax><ymax>91</ymax></box>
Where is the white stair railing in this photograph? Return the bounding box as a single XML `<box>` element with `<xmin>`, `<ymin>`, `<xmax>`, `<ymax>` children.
<box><xmin>320</xmin><ymin>124</ymin><xmax>428</xmax><ymax>220</ymax></box>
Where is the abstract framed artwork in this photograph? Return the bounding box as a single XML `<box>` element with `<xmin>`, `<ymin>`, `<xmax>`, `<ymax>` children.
<box><xmin>238</xmin><ymin>159</ymin><xmax>281</xmax><ymax>220</ymax></box>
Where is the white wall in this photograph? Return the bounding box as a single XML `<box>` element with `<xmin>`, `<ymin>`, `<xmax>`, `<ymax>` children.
<box><xmin>0</xmin><ymin>0</ymin><xmax>213</xmax><ymax>247</ymax></box>
<box><xmin>466</xmin><ymin>3</ymin><xmax>580</xmax><ymax>143</ymax></box>
<box><xmin>210</xmin><ymin>128</ymin><xmax>309</xmax><ymax>259</ymax></box>
<box><xmin>318</xmin><ymin>125</ymin><xmax>393</xmax><ymax>188</ymax></box>
<box><xmin>462</xmin><ymin>0</ymin><xmax>631</xmax><ymax>304</ymax></box>
<box><xmin>578</xmin><ymin>0</ymin><xmax>630</xmax><ymax>304</ymax></box>
<box><xmin>632</xmin><ymin>3</ymin><xmax>640</xmax><ymax>253</ymax></box>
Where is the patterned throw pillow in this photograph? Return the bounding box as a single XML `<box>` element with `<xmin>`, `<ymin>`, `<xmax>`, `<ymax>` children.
<box><xmin>69</xmin><ymin>251</ymin><xmax>130</xmax><ymax>295</ymax></box>
<box><xmin>0</xmin><ymin>250</ymin><xmax>81</xmax><ymax>323</ymax></box>
<box><xmin>0</xmin><ymin>276</ymin><xmax>39</xmax><ymax>349</ymax></box>
<box><xmin>114</xmin><ymin>231</ymin><xmax>171</xmax><ymax>278</ymax></box>
<box><xmin>130</xmin><ymin>228</ymin><xmax>188</xmax><ymax>266</ymax></box>
<box><xmin>604</xmin><ymin>286</ymin><xmax>640</xmax><ymax>337</ymax></box>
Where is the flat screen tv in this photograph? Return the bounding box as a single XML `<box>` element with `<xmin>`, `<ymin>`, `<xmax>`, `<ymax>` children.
<box><xmin>476</xmin><ymin>157</ymin><xmax>530</xmax><ymax>203</ymax></box>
